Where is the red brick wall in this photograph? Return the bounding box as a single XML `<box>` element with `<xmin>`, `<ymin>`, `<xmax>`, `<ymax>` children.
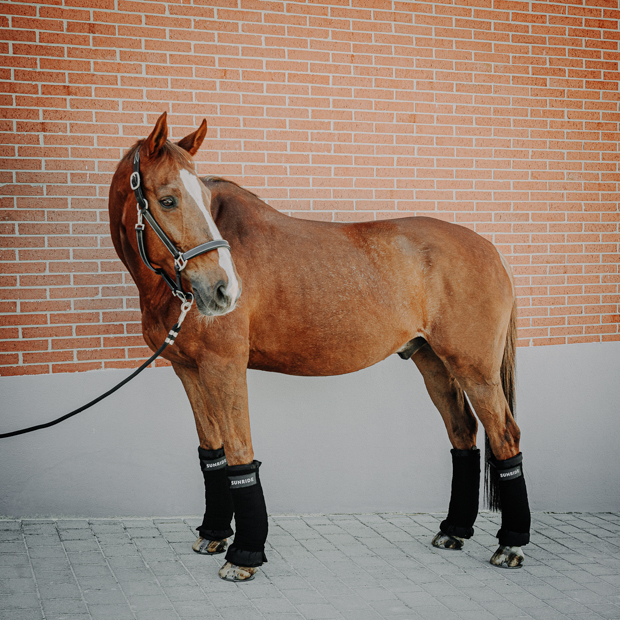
<box><xmin>1</xmin><ymin>0</ymin><xmax>619</xmax><ymax>377</ymax></box>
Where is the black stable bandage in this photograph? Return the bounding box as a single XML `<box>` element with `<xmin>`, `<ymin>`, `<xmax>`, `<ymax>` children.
<box><xmin>491</xmin><ymin>452</ymin><xmax>531</xmax><ymax>547</ymax></box>
<box><xmin>225</xmin><ymin>460</ymin><xmax>268</xmax><ymax>568</ymax></box>
<box><xmin>440</xmin><ymin>448</ymin><xmax>480</xmax><ymax>539</ymax></box>
<box><xmin>197</xmin><ymin>447</ymin><xmax>234</xmax><ymax>540</ymax></box>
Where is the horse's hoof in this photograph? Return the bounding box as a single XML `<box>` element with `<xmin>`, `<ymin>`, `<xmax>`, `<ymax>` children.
<box><xmin>218</xmin><ymin>561</ymin><xmax>258</xmax><ymax>582</ymax></box>
<box><xmin>432</xmin><ymin>532</ymin><xmax>464</xmax><ymax>550</ymax></box>
<box><xmin>192</xmin><ymin>536</ymin><xmax>228</xmax><ymax>555</ymax></box>
<box><xmin>490</xmin><ymin>545</ymin><xmax>524</xmax><ymax>568</ymax></box>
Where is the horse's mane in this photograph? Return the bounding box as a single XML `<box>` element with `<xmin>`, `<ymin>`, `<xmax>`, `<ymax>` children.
<box><xmin>117</xmin><ymin>142</ymin><xmax>262</xmax><ymax>201</ymax></box>
<box><xmin>201</xmin><ymin>175</ymin><xmax>261</xmax><ymax>201</ymax></box>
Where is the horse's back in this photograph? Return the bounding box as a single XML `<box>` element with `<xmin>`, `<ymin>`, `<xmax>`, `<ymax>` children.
<box><xmin>207</xmin><ymin>181</ymin><xmax>513</xmax><ymax>376</ymax></box>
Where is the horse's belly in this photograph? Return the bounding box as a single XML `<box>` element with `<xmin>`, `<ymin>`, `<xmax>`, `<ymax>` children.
<box><xmin>248</xmin><ymin>318</ymin><xmax>415</xmax><ymax>377</ymax></box>
<box><xmin>248</xmin><ymin>348</ymin><xmax>391</xmax><ymax>377</ymax></box>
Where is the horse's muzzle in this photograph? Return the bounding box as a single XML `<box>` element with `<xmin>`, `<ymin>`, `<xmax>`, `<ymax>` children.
<box><xmin>191</xmin><ymin>278</ymin><xmax>237</xmax><ymax>316</ymax></box>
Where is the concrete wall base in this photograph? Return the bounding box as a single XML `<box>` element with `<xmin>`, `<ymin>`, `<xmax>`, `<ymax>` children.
<box><xmin>1</xmin><ymin>341</ymin><xmax>618</xmax><ymax>517</ymax></box>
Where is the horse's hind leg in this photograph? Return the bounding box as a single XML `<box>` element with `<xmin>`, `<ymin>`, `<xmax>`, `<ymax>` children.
<box><xmin>172</xmin><ymin>363</ymin><xmax>233</xmax><ymax>556</ymax></box>
<box><xmin>412</xmin><ymin>345</ymin><xmax>481</xmax><ymax>551</ymax></box>
<box><xmin>459</xmin><ymin>380</ymin><xmax>530</xmax><ymax>568</ymax></box>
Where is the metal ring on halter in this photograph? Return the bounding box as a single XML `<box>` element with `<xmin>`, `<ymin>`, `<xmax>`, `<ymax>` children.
<box><xmin>178</xmin><ymin>294</ymin><xmax>194</xmax><ymax>325</ymax></box>
<box><xmin>182</xmin><ymin>294</ymin><xmax>194</xmax><ymax>311</ymax></box>
<box><xmin>130</xmin><ymin>171</ymin><xmax>140</xmax><ymax>190</ymax></box>
<box><xmin>175</xmin><ymin>255</ymin><xmax>188</xmax><ymax>271</ymax></box>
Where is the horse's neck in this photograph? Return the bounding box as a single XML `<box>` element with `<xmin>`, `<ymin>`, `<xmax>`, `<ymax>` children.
<box><xmin>210</xmin><ymin>182</ymin><xmax>284</xmax><ymax>230</ymax></box>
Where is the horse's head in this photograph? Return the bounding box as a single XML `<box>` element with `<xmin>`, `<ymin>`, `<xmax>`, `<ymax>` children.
<box><xmin>112</xmin><ymin>112</ymin><xmax>241</xmax><ymax>317</ymax></box>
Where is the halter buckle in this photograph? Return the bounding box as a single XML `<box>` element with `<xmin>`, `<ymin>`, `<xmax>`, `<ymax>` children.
<box><xmin>135</xmin><ymin>208</ymin><xmax>145</xmax><ymax>230</ymax></box>
<box><xmin>130</xmin><ymin>171</ymin><xmax>140</xmax><ymax>190</ymax></box>
<box><xmin>175</xmin><ymin>255</ymin><xmax>187</xmax><ymax>271</ymax></box>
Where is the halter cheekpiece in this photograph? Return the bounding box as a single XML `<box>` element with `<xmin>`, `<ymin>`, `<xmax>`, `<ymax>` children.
<box><xmin>132</xmin><ymin>144</ymin><xmax>231</xmax><ymax>302</ymax></box>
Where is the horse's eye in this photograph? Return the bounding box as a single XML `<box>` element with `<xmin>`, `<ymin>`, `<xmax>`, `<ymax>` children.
<box><xmin>159</xmin><ymin>196</ymin><xmax>177</xmax><ymax>210</ymax></box>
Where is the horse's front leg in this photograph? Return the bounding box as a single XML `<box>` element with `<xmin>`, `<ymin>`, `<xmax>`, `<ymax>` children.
<box><xmin>197</xmin><ymin>355</ymin><xmax>268</xmax><ymax>583</ymax></box>
<box><xmin>172</xmin><ymin>363</ymin><xmax>233</xmax><ymax>556</ymax></box>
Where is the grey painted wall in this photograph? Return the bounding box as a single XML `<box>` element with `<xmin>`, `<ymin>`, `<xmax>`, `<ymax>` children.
<box><xmin>1</xmin><ymin>341</ymin><xmax>619</xmax><ymax>517</ymax></box>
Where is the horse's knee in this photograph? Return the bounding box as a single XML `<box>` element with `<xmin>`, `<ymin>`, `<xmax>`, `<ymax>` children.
<box><xmin>449</xmin><ymin>408</ymin><xmax>478</xmax><ymax>449</ymax></box>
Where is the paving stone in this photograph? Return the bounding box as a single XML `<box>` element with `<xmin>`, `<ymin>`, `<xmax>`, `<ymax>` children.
<box><xmin>0</xmin><ymin>610</ymin><xmax>44</xmax><ymax>620</ymax></box>
<box><xmin>0</xmin><ymin>578</ymin><xmax>37</xmax><ymax>595</ymax></box>
<box><xmin>325</xmin><ymin>594</ymin><xmax>369</xmax><ymax>612</ymax></box>
<box><xmin>59</xmin><ymin>530</ymin><xmax>93</xmax><ymax>541</ymax></box>
<box><xmin>100</xmin><ymin>544</ymin><xmax>139</xmax><ymax>558</ymax></box>
<box><xmin>23</xmin><ymin>534</ymin><xmax>61</xmax><ymax>547</ymax></box>
<box><xmin>87</xmin><ymin>603</ymin><xmax>135</xmax><ymax>620</ymax></box>
<box><xmin>41</xmin><ymin>598</ymin><xmax>88</xmax><ymax>615</ymax></box>
<box><xmin>253</xmin><ymin>596</ymin><xmax>298</xmax><ymax>613</ymax></box>
<box><xmin>126</xmin><ymin>527</ymin><xmax>160</xmax><ymax>538</ymax></box>
<box><xmin>31</xmin><ymin>569</ymin><xmax>75</xmax><ymax>583</ymax></box>
<box><xmin>56</xmin><ymin>520</ymin><xmax>90</xmax><ymax>529</ymax></box>
<box><xmin>65</xmin><ymin>553</ymin><xmax>105</xmax><ymax>565</ymax></box>
<box><xmin>0</xmin><ymin>533</ymin><xmax>22</xmax><ymax>543</ymax></box>
<box><xmin>28</xmin><ymin>547</ymin><xmax>67</xmax><ymax>560</ymax></box>
<box><xmin>339</xmin><ymin>609</ymin><xmax>384</xmax><ymax>620</ymax></box>
<box><xmin>281</xmin><ymin>588</ymin><xmax>327</xmax><ymax>605</ymax></box>
<box><xmin>135</xmin><ymin>610</ymin><xmax>180</xmax><ymax>620</ymax></box>
<box><xmin>0</xmin><ymin>555</ymin><xmax>29</xmax><ymax>567</ymax></box>
<box><xmin>74</xmin><ymin>576</ymin><xmax>118</xmax><ymax>590</ymax></box>
<box><xmin>118</xmin><ymin>580</ymin><xmax>162</xmax><ymax>596</ymax></box>
<box><xmin>105</xmin><ymin>556</ymin><xmax>145</xmax><ymax>570</ymax></box>
<box><xmin>293</xmin><ymin>602</ymin><xmax>343</xmax><ymax>619</ymax></box>
<box><xmin>126</xmin><ymin>593</ymin><xmax>175</xmax><ymax>611</ymax></box>
<box><xmin>112</xmin><ymin>567</ymin><xmax>154</xmax><ymax>581</ymax></box>
<box><xmin>70</xmin><ymin>564</ymin><xmax>113</xmax><ymax>578</ymax></box>
<box><xmin>174</xmin><ymin>600</ymin><xmax>221</xmax><ymax>617</ymax></box>
<box><xmin>82</xmin><ymin>588</ymin><xmax>125</xmax><ymax>605</ymax></box>
<box><xmin>0</xmin><ymin>592</ymin><xmax>40</xmax><ymax>610</ymax></box>
<box><xmin>207</xmin><ymin>590</ymin><xmax>255</xmax><ymax>608</ymax></box>
<box><xmin>258</xmin><ymin>615</ymin><xmax>305</xmax><ymax>620</ymax></box>
<box><xmin>37</xmin><ymin>581</ymin><xmax>81</xmax><ymax>599</ymax></box>
<box><xmin>162</xmin><ymin>585</ymin><xmax>209</xmax><ymax>602</ymax></box>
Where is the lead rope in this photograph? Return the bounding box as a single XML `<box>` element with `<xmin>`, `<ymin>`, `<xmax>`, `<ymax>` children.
<box><xmin>0</xmin><ymin>297</ymin><xmax>194</xmax><ymax>439</ymax></box>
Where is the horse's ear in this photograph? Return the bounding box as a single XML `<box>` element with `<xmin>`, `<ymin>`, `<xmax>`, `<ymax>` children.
<box><xmin>143</xmin><ymin>112</ymin><xmax>168</xmax><ymax>159</ymax></box>
<box><xmin>176</xmin><ymin>119</ymin><xmax>207</xmax><ymax>156</ymax></box>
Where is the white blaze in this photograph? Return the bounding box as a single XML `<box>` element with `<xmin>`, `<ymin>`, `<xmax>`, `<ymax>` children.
<box><xmin>179</xmin><ymin>169</ymin><xmax>239</xmax><ymax>303</ymax></box>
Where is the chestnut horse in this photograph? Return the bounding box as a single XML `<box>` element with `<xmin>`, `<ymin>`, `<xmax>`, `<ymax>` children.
<box><xmin>109</xmin><ymin>113</ymin><xmax>531</xmax><ymax>581</ymax></box>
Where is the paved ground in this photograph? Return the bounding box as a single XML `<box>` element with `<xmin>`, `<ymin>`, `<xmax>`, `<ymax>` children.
<box><xmin>0</xmin><ymin>512</ymin><xmax>619</xmax><ymax>620</ymax></box>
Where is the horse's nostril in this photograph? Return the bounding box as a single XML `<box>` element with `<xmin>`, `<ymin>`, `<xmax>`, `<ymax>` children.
<box><xmin>214</xmin><ymin>281</ymin><xmax>228</xmax><ymax>307</ymax></box>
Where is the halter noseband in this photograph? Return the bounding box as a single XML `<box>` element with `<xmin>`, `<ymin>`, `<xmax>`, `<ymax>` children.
<box><xmin>131</xmin><ymin>145</ymin><xmax>231</xmax><ymax>302</ymax></box>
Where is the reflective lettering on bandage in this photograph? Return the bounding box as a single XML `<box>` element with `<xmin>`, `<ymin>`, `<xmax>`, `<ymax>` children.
<box><xmin>498</xmin><ymin>466</ymin><xmax>522</xmax><ymax>481</ymax></box>
<box><xmin>200</xmin><ymin>457</ymin><xmax>227</xmax><ymax>471</ymax></box>
<box><xmin>228</xmin><ymin>473</ymin><xmax>257</xmax><ymax>488</ymax></box>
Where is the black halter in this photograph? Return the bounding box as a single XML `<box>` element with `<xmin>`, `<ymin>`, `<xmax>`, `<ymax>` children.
<box><xmin>131</xmin><ymin>145</ymin><xmax>231</xmax><ymax>302</ymax></box>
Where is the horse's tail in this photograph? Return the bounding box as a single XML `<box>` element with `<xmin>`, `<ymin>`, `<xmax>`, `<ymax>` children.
<box><xmin>484</xmin><ymin>297</ymin><xmax>517</xmax><ymax>511</ymax></box>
